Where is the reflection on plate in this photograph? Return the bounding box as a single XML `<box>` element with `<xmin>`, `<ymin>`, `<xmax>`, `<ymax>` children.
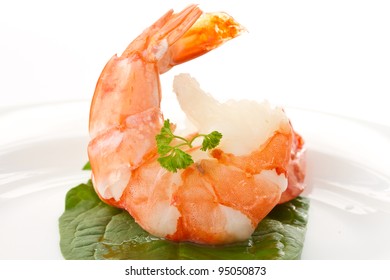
<box><xmin>0</xmin><ymin>101</ymin><xmax>389</xmax><ymax>259</ymax></box>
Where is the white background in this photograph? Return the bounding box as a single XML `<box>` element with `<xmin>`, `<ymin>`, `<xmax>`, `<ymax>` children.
<box><xmin>1</xmin><ymin>0</ymin><xmax>389</xmax><ymax>126</ymax></box>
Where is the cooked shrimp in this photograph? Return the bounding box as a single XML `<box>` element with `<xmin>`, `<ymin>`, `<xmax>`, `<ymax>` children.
<box><xmin>280</xmin><ymin>131</ymin><xmax>306</xmax><ymax>204</ymax></box>
<box><xmin>88</xmin><ymin>5</ymin><xmax>305</xmax><ymax>245</ymax></box>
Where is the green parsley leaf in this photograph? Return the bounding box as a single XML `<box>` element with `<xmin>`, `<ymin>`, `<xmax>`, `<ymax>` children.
<box><xmin>157</xmin><ymin>149</ymin><xmax>194</xmax><ymax>173</ymax></box>
<box><xmin>155</xmin><ymin>120</ymin><xmax>174</xmax><ymax>146</ymax></box>
<box><xmin>155</xmin><ymin>134</ymin><xmax>173</xmax><ymax>146</ymax></box>
<box><xmin>157</xmin><ymin>144</ymin><xmax>173</xmax><ymax>156</ymax></box>
<box><xmin>200</xmin><ymin>131</ymin><xmax>222</xmax><ymax>151</ymax></box>
<box><xmin>155</xmin><ymin>120</ymin><xmax>222</xmax><ymax>172</ymax></box>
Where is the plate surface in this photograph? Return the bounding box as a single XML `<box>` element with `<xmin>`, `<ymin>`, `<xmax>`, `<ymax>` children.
<box><xmin>0</xmin><ymin>101</ymin><xmax>389</xmax><ymax>259</ymax></box>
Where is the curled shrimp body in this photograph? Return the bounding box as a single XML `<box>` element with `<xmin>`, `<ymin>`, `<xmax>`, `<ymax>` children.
<box><xmin>88</xmin><ymin>5</ymin><xmax>306</xmax><ymax>245</ymax></box>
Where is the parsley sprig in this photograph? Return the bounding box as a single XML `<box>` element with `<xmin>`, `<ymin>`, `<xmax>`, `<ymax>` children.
<box><xmin>156</xmin><ymin>119</ymin><xmax>222</xmax><ymax>172</ymax></box>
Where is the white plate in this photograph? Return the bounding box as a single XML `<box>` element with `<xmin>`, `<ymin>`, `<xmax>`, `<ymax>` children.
<box><xmin>0</xmin><ymin>101</ymin><xmax>389</xmax><ymax>259</ymax></box>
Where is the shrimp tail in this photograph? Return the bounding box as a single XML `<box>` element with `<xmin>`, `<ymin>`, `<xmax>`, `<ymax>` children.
<box><xmin>159</xmin><ymin>13</ymin><xmax>245</xmax><ymax>73</ymax></box>
<box><xmin>158</xmin><ymin>11</ymin><xmax>246</xmax><ymax>73</ymax></box>
<box><xmin>122</xmin><ymin>4</ymin><xmax>245</xmax><ymax>72</ymax></box>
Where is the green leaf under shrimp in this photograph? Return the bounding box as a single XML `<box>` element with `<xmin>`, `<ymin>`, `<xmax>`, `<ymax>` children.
<box><xmin>59</xmin><ymin>180</ymin><xmax>310</xmax><ymax>260</ymax></box>
<box><xmin>82</xmin><ymin>161</ymin><xmax>91</xmax><ymax>170</ymax></box>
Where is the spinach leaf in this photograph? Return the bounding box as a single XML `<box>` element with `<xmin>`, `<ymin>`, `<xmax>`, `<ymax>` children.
<box><xmin>82</xmin><ymin>162</ymin><xmax>91</xmax><ymax>170</ymax></box>
<box><xmin>59</xmin><ymin>180</ymin><xmax>309</xmax><ymax>260</ymax></box>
